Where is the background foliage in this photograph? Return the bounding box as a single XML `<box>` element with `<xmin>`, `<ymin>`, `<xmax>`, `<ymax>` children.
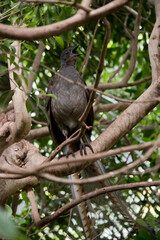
<box><xmin>0</xmin><ymin>1</ymin><xmax>160</xmax><ymax>239</ymax></box>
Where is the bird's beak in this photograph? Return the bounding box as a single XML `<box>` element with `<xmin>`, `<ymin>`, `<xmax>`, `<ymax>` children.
<box><xmin>73</xmin><ymin>45</ymin><xmax>79</xmax><ymax>52</ymax></box>
<box><xmin>72</xmin><ymin>45</ymin><xmax>81</xmax><ymax>57</ymax></box>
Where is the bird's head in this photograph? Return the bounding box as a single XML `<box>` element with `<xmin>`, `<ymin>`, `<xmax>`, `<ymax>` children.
<box><xmin>60</xmin><ymin>45</ymin><xmax>81</xmax><ymax>67</ymax></box>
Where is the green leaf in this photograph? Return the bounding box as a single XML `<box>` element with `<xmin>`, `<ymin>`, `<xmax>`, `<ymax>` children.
<box><xmin>1</xmin><ymin>44</ymin><xmax>10</xmax><ymax>53</ymax></box>
<box><xmin>23</xmin><ymin>9</ymin><xmax>34</xmax><ymax>22</ymax></box>
<box><xmin>0</xmin><ymin>207</ymin><xmax>29</xmax><ymax>240</ymax></box>
<box><xmin>22</xmin><ymin>42</ymin><xmax>33</xmax><ymax>51</ymax></box>
<box><xmin>10</xmin><ymin>55</ymin><xmax>15</xmax><ymax>65</ymax></box>
<box><xmin>38</xmin><ymin>103</ymin><xmax>50</xmax><ymax>123</ymax></box>
<box><xmin>26</xmin><ymin>94</ymin><xmax>40</xmax><ymax>113</ymax></box>
<box><xmin>10</xmin><ymin>45</ymin><xmax>16</xmax><ymax>54</ymax></box>
<box><xmin>35</xmin><ymin>88</ymin><xmax>45</xmax><ymax>94</ymax></box>
<box><xmin>136</xmin><ymin>218</ymin><xmax>148</xmax><ymax>227</ymax></box>
<box><xmin>54</xmin><ymin>36</ymin><xmax>64</xmax><ymax>49</ymax></box>
<box><xmin>34</xmin><ymin>94</ymin><xmax>40</xmax><ymax>106</ymax></box>
<box><xmin>26</xmin><ymin>98</ymin><xmax>32</xmax><ymax>113</ymax></box>
<box><xmin>5</xmin><ymin>205</ymin><xmax>12</xmax><ymax>217</ymax></box>
<box><xmin>13</xmin><ymin>72</ymin><xmax>21</xmax><ymax>87</ymax></box>
<box><xmin>0</xmin><ymin>90</ymin><xmax>14</xmax><ymax>110</ymax></box>
<box><xmin>22</xmin><ymin>71</ymin><xmax>28</xmax><ymax>86</ymax></box>
<box><xmin>138</xmin><ymin>229</ymin><xmax>155</xmax><ymax>240</ymax></box>
<box><xmin>45</xmin><ymin>93</ymin><xmax>57</xmax><ymax>100</ymax></box>
<box><xmin>21</xmin><ymin>192</ymin><xmax>29</xmax><ymax>205</ymax></box>
<box><xmin>0</xmin><ymin>65</ymin><xmax>8</xmax><ymax>75</ymax></box>
<box><xmin>156</xmin><ymin>231</ymin><xmax>160</xmax><ymax>240</ymax></box>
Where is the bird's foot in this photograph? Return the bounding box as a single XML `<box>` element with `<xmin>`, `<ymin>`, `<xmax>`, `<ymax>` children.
<box><xmin>80</xmin><ymin>143</ymin><xmax>94</xmax><ymax>156</ymax></box>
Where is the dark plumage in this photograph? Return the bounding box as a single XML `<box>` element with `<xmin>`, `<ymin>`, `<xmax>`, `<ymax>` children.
<box><xmin>46</xmin><ymin>46</ymin><xmax>93</xmax><ymax>155</ymax></box>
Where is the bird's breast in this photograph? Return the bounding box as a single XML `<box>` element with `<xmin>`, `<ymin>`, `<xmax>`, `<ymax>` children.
<box><xmin>51</xmin><ymin>84</ymin><xmax>87</xmax><ymax>130</ymax></box>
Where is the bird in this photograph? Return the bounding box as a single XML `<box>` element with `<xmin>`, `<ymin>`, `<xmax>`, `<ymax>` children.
<box><xmin>45</xmin><ymin>46</ymin><xmax>136</xmax><ymax>239</ymax></box>
<box><xmin>45</xmin><ymin>45</ymin><xmax>94</xmax><ymax>156</ymax></box>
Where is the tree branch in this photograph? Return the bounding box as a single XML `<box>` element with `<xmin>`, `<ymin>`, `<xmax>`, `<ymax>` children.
<box><xmin>121</xmin><ymin>0</ymin><xmax>142</xmax><ymax>84</ymax></box>
<box><xmin>148</xmin><ymin>0</ymin><xmax>160</xmax><ymax>82</ymax></box>
<box><xmin>0</xmin><ymin>140</ymin><xmax>155</xmax><ymax>180</ymax></box>
<box><xmin>37</xmin><ymin>180</ymin><xmax>160</xmax><ymax>228</ymax></box>
<box><xmin>1</xmin><ymin>41</ymin><xmax>31</xmax><ymax>154</ymax></box>
<box><xmin>0</xmin><ymin>0</ymin><xmax>130</xmax><ymax>40</ymax></box>
<box><xmin>25</xmin><ymin>126</ymin><xmax>49</xmax><ymax>140</ymax></box>
<box><xmin>27</xmin><ymin>188</ymin><xmax>40</xmax><ymax>224</ymax></box>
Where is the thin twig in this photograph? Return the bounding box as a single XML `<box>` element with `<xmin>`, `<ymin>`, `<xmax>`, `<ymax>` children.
<box><xmin>46</xmin><ymin>127</ymin><xmax>84</xmax><ymax>161</ymax></box>
<box><xmin>79</xmin><ymin>18</ymin><xmax>111</xmax><ymax>124</ymax></box>
<box><xmin>28</xmin><ymin>41</ymin><xmax>45</xmax><ymax>92</ymax></box>
<box><xmin>80</xmin><ymin>19</ymin><xmax>100</xmax><ymax>76</ymax></box>
<box><xmin>37</xmin><ymin>139</ymin><xmax>158</xmax><ymax>184</ymax></box>
<box><xmin>0</xmin><ymin>3</ymin><xmax>20</xmax><ymax>18</ymax></box>
<box><xmin>1</xmin><ymin>50</ymin><xmax>152</xmax><ymax>97</ymax></box>
<box><xmin>121</xmin><ymin>0</ymin><xmax>143</xmax><ymax>84</ymax></box>
<box><xmin>107</xmin><ymin>45</ymin><xmax>132</xmax><ymax>83</ymax></box>
<box><xmin>20</xmin><ymin>0</ymin><xmax>92</xmax><ymax>12</ymax></box>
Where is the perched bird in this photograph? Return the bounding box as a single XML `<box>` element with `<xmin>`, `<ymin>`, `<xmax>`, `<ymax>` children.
<box><xmin>46</xmin><ymin>45</ymin><xmax>93</xmax><ymax>156</ymax></box>
<box><xmin>46</xmin><ymin>46</ymin><xmax>135</xmax><ymax>240</ymax></box>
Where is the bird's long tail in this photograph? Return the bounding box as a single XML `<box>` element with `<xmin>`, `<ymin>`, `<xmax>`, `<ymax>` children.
<box><xmin>69</xmin><ymin>173</ymin><xmax>96</xmax><ymax>240</ymax></box>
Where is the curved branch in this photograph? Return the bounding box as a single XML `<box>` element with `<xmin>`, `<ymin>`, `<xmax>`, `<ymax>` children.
<box><xmin>148</xmin><ymin>0</ymin><xmax>160</xmax><ymax>82</ymax></box>
<box><xmin>7</xmin><ymin>41</ymin><xmax>31</xmax><ymax>146</ymax></box>
<box><xmin>98</xmin><ymin>75</ymin><xmax>152</xmax><ymax>91</ymax></box>
<box><xmin>121</xmin><ymin>0</ymin><xmax>142</xmax><ymax>84</ymax></box>
<box><xmin>25</xmin><ymin>126</ymin><xmax>49</xmax><ymax>140</ymax></box>
<box><xmin>0</xmin><ymin>0</ymin><xmax>130</xmax><ymax>40</ymax></box>
<box><xmin>37</xmin><ymin>180</ymin><xmax>160</xmax><ymax>228</ymax></box>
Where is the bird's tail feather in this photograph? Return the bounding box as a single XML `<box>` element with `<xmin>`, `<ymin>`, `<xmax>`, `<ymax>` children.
<box><xmin>69</xmin><ymin>134</ymin><xmax>136</xmax><ymax>239</ymax></box>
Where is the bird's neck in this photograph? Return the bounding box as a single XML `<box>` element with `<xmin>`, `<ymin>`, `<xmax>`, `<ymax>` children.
<box><xmin>61</xmin><ymin>60</ymin><xmax>77</xmax><ymax>68</ymax></box>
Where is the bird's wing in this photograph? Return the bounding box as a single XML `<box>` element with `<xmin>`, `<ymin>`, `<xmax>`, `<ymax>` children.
<box><xmin>45</xmin><ymin>77</ymin><xmax>65</xmax><ymax>146</ymax></box>
<box><xmin>83</xmin><ymin>83</ymin><xmax>94</xmax><ymax>138</ymax></box>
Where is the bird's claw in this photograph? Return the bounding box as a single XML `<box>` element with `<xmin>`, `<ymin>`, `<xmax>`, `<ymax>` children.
<box><xmin>80</xmin><ymin>143</ymin><xmax>94</xmax><ymax>156</ymax></box>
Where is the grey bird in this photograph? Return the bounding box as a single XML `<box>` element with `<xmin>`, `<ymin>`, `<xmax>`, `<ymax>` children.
<box><xmin>46</xmin><ymin>46</ymin><xmax>136</xmax><ymax>239</ymax></box>
<box><xmin>45</xmin><ymin>45</ymin><xmax>94</xmax><ymax>156</ymax></box>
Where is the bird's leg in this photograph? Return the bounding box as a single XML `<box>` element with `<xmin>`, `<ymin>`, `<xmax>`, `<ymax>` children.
<box><xmin>58</xmin><ymin>128</ymin><xmax>75</xmax><ymax>158</ymax></box>
<box><xmin>58</xmin><ymin>144</ymin><xmax>75</xmax><ymax>159</ymax></box>
<box><xmin>62</xmin><ymin>145</ymin><xmax>75</xmax><ymax>158</ymax></box>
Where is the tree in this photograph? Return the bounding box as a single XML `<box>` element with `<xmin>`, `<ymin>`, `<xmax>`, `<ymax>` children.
<box><xmin>0</xmin><ymin>0</ymin><xmax>160</xmax><ymax>239</ymax></box>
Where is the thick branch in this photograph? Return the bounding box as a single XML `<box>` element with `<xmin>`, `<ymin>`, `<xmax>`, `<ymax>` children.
<box><xmin>25</xmin><ymin>126</ymin><xmax>49</xmax><ymax>140</ymax></box>
<box><xmin>0</xmin><ymin>140</ymin><xmax>154</xmax><ymax>180</ymax></box>
<box><xmin>93</xmin><ymin>0</ymin><xmax>160</xmax><ymax>152</ymax></box>
<box><xmin>2</xmin><ymin>41</ymin><xmax>31</xmax><ymax>153</ymax></box>
<box><xmin>148</xmin><ymin>0</ymin><xmax>160</xmax><ymax>82</ymax></box>
<box><xmin>0</xmin><ymin>0</ymin><xmax>130</xmax><ymax>40</ymax></box>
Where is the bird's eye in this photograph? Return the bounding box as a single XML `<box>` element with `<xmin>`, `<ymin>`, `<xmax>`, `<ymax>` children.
<box><xmin>66</xmin><ymin>52</ymin><xmax>69</xmax><ymax>55</ymax></box>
